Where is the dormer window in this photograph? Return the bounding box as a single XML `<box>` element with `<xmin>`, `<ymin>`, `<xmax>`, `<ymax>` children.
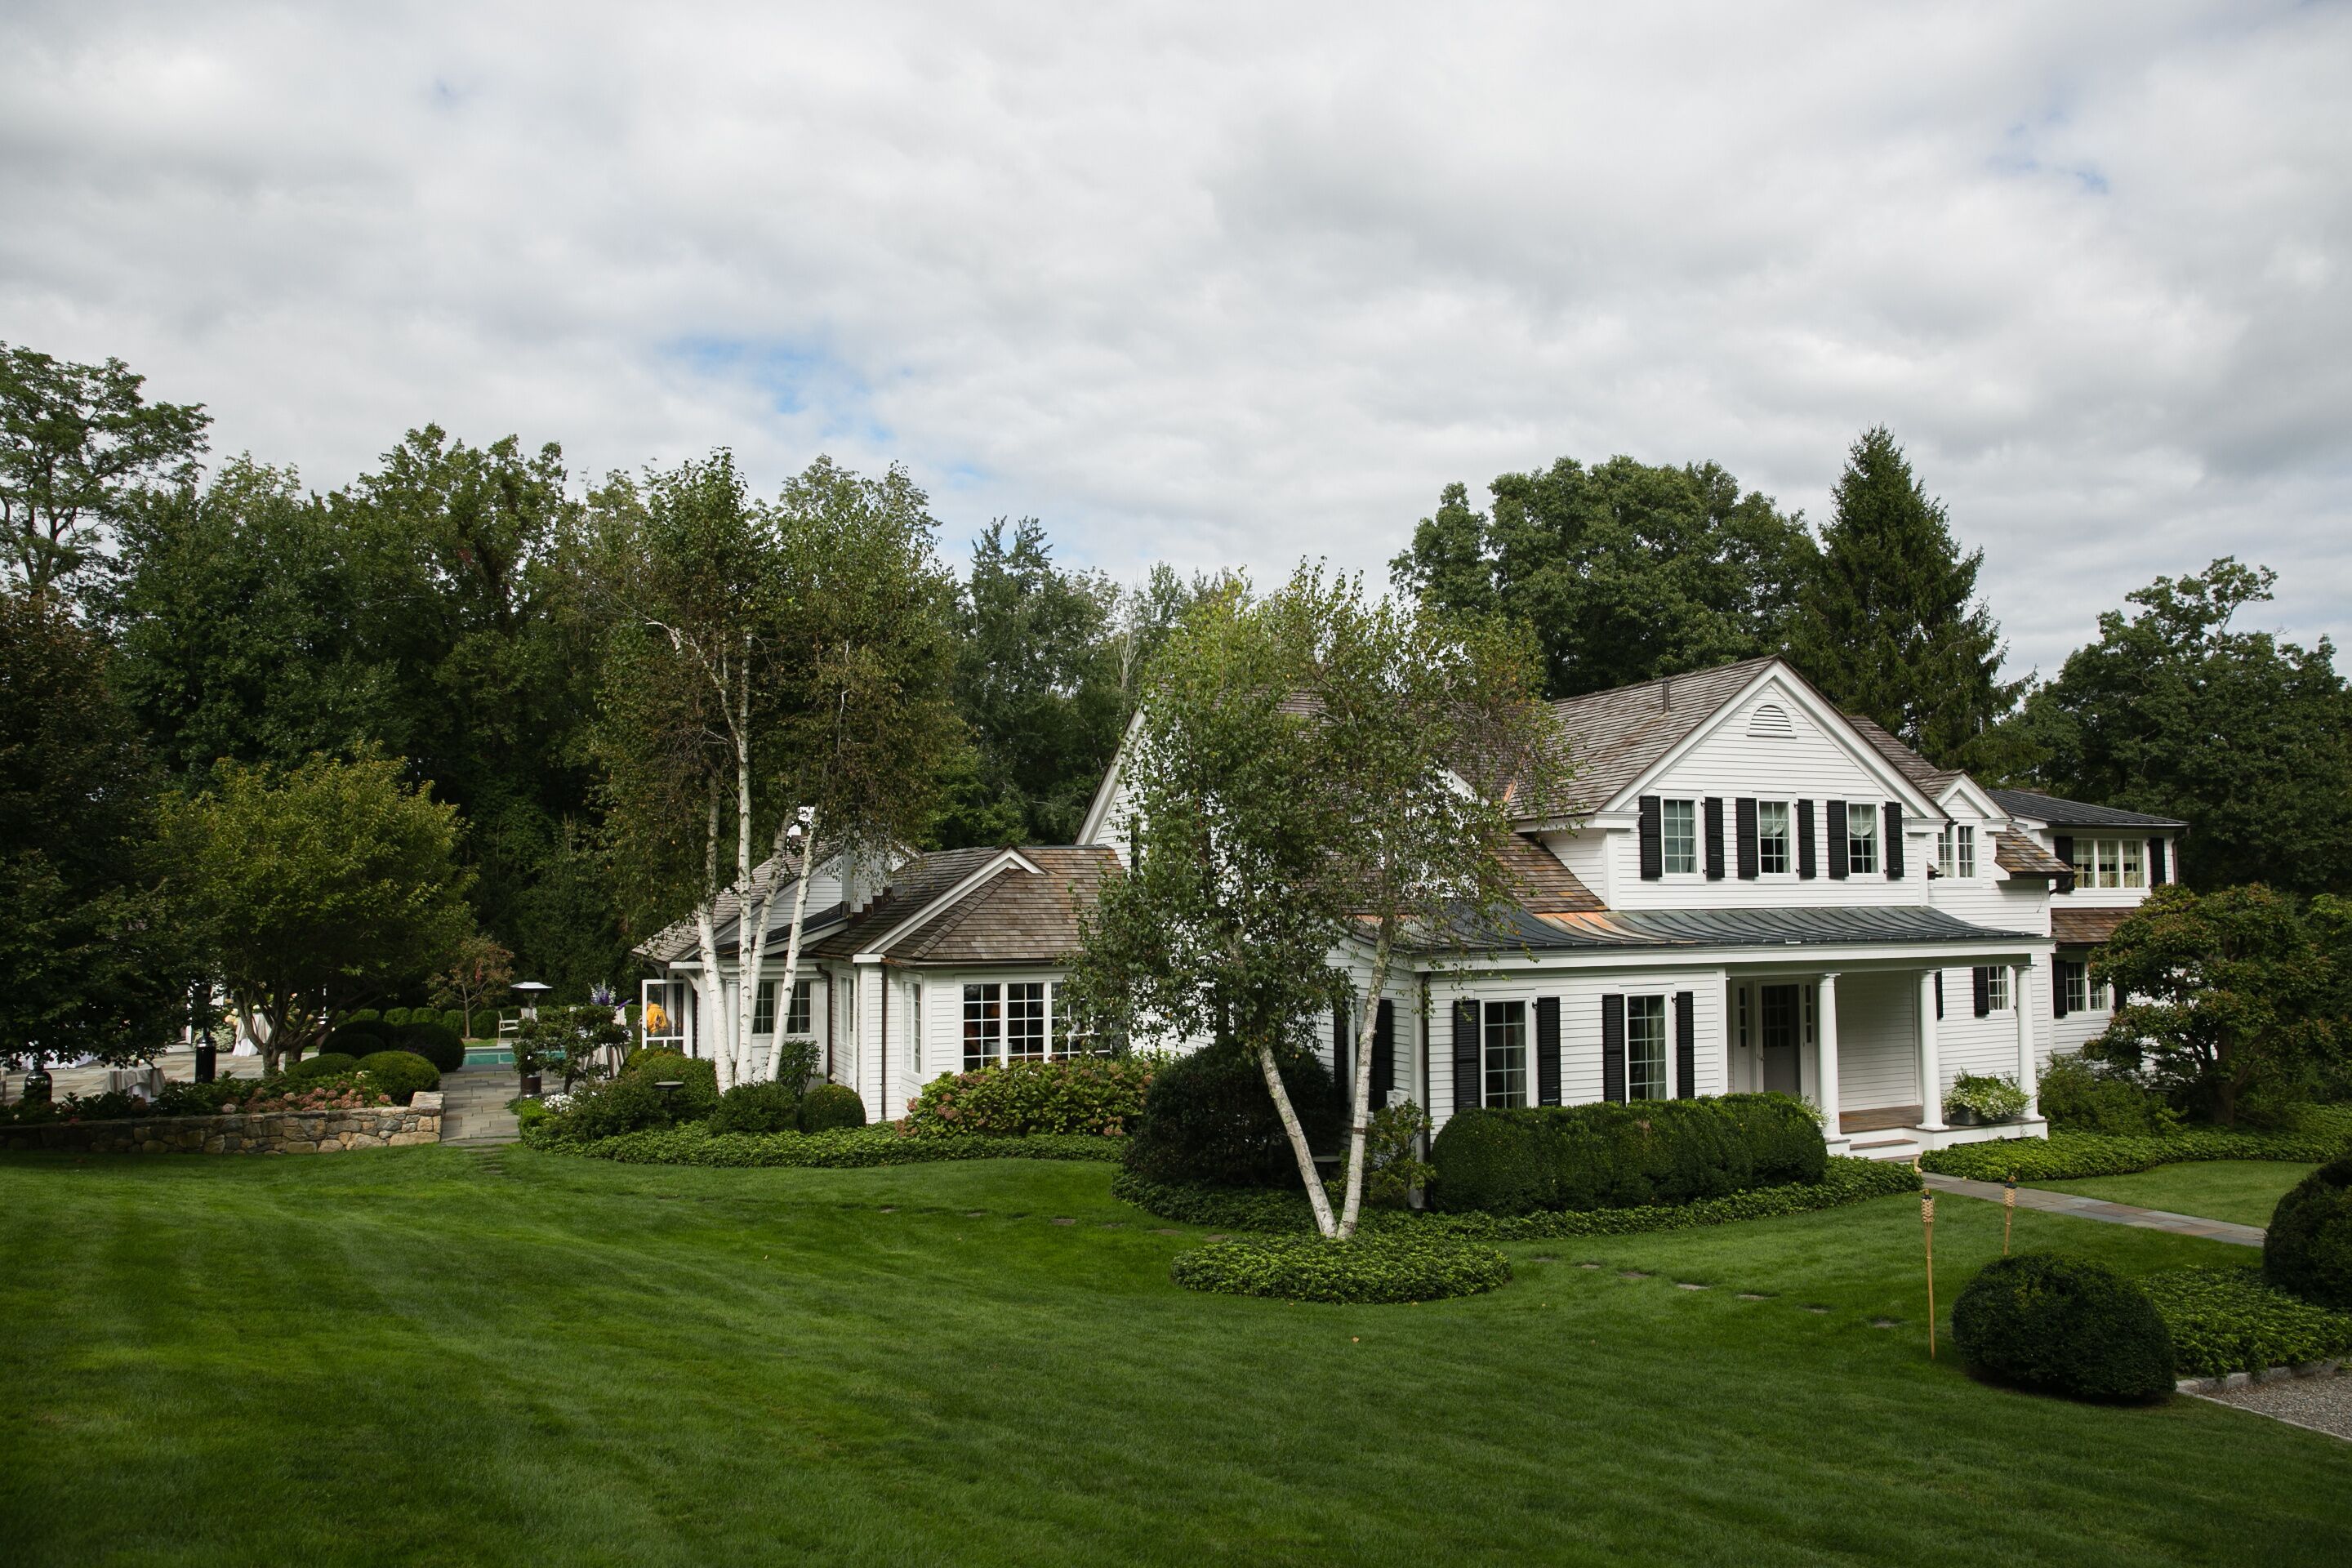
<box><xmin>2065</xmin><ymin>837</ymin><xmax>2147</xmax><ymax>890</ymax></box>
<box><xmin>1846</xmin><ymin>803</ymin><xmax>1878</xmax><ymax>876</ymax></box>
<box><xmin>1661</xmin><ymin>800</ymin><xmax>1698</xmax><ymax>874</ymax></box>
<box><xmin>1938</xmin><ymin>824</ymin><xmax>1976</xmax><ymax>879</ymax></box>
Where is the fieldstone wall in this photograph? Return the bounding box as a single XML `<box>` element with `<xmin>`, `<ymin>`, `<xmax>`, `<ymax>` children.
<box><xmin>0</xmin><ymin>1094</ymin><xmax>442</xmax><ymax>1156</ymax></box>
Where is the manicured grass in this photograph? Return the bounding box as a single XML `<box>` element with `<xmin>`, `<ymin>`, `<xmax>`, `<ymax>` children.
<box><xmin>2</xmin><ymin>1149</ymin><xmax>2346</xmax><ymax>1567</ymax></box>
<box><xmin>2037</xmin><ymin>1160</ymin><xmax>2319</xmax><ymax>1229</ymax></box>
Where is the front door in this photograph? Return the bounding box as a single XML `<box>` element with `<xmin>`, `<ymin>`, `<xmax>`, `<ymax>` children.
<box><xmin>1760</xmin><ymin>983</ymin><xmax>1802</xmax><ymax>1095</ymax></box>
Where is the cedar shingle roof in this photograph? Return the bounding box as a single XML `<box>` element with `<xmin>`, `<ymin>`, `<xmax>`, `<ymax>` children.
<box><xmin>635</xmin><ymin>849</ymin><xmax>830</xmax><ymax>964</ymax></box>
<box><xmin>2052</xmin><ymin>906</ymin><xmax>2136</xmax><ymax>947</ymax></box>
<box><xmin>1988</xmin><ymin>790</ymin><xmax>2189</xmax><ymax>830</ymax></box>
<box><xmin>1993</xmin><ymin>827</ymin><xmax>2074</xmax><ymax>884</ymax></box>
<box><xmin>1843</xmin><ymin>715</ymin><xmax>1963</xmax><ymax>802</ymax></box>
<box><xmin>1498</xmin><ymin>834</ymin><xmax>1604</xmax><ymax>913</ymax></box>
<box><xmin>1518</xmin><ymin>656</ymin><xmax>1781</xmax><ymax>818</ymax></box>
<box><xmin>808</xmin><ymin>846</ymin><xmax>1120</xmax><ymax>965</ymax></box>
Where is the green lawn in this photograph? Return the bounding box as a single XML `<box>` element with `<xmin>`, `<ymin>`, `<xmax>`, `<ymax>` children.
<box><xmin>2037</xmin><ymin>1160</ymin><xmax>2319</xmax><ymax>1229</ymax></box>
<box><xmin>3</xmin><ymin>1148</ymin><xmax>2345</xmax><ymax>1567</ymax></box>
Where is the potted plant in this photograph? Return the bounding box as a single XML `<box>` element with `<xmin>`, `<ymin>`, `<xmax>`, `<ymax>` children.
<box><xmin>1945</xmin><ymin>1072</ymin><xmax>2028</xmax><ymax>1127</ymax></box>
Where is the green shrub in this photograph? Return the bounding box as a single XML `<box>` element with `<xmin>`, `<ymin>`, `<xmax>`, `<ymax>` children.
<box><xmin>1428</xmin><ymin>1094</ymin><xmax>1825</xmax><ymax>1216</ymax></box>
<box><xmin>1170</xmin><ymin>1232</ymin><xmax>1511</xmax><ymax>1304</ymax></box>
<box><xmin>1114</xmin><ymin>1156</ymin><xmax>1915</xmax><ymax>1238</ymax></box>
<box><xmin>2265</xmin><ymin>1153</ymin><xmax>2352</xmax><ymax>1312</ymax></box>
<box><xmin>1946</xmin><ymin>1072</ymin><xmax>2028</xmax><ymax>1123</ymax></box>
<box><xmin>286</xmin><ymin>1052</ymin><xmax>361</xmax><ymax>1081</ymax></box>
<box><xmin>906</xmin><ymin>1055</ymin><xmax>1157</xmax><ymax>1138</ymax></box>
<box><xmin>1363</xmin><ymin>1102</ymin><xmax>1434</xmax><ymax>1208</ymax></box>
<box><xmin>1922</xmin><ymin>1114</ymin><xmax>2352</xmax><ymax>1183</ymax></box>
<box><xmin>1121</xmin><ymin>1043</ymin><xmax>1343</xmax><ymax>1188</ymax></box>
<box><xmin>346</xmin><ymin>1009</ymin><xmax>381</xmax><ymax>1025</ymax></box>
<box><xmin>440</xmin><ymin>1009</ymin><xmax>468</xmax><ymax>1036</ymax></box>
<box><xmin>709</xmin><ymin>1080</ymin><xmax>802</xmax><ymax>1135</ymax></box>
<box><xmin>529</xmin><ymin>1120</ymin><xmax>1123</xmax><ymax>1168</ymax></box>
<box><xmin>550</xmin><ymin>1074</ymin><xmax>674</xmax><ymax>1140</ymax></box>
<box><xmin>394</xmin><ymin>1020</ymin><xmax>466</xmax><ymax>1075</ymax></box>
<box><xmin>800</xmin><ymin>1083</ymin><xmax>866</xmax><ymax>1133</ymax></box>
<box><xmin>514</xmin><ymin>1099</ymin><xmax>553</xmax><ymax>1133</ymax></box>
<box><xmin>383</xmin><ymin>1007</ymin><xmax>413</xmax><ymax>1027</ymax></box>
<box><xmin>356</xmin><ymin>1049</ymin><xmax>439</xmax><ymax>1104</ymax></box>
<box><xmin>2143</xmin><ymin>1266</ymin><xmax>2352</xmax><ymax>1376</ymax></box>
<box><xmin>321</xmin><ymin>1021</ymin><xmax>391</xmax><ymax>1057</ymax></box>
<box><xmin>2037</xmin><ymin>1053</ymin><xmax>2180</xmax><ymax>1136</ymax></box>
<box><xmin>1951</xmin><ymin>1253</ymin><xmax>2176</xmax><ymax>1402</ymax></box>
<box><xmin>622</xmin><ymin>1048</ymin><xmax>694</xmax><ymax>1079</ymax></box>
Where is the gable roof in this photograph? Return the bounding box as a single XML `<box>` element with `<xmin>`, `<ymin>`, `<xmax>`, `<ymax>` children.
<box><xmin>808</xmin><ymin>845</ymin><xmax>1120</xmax><ymax>965</ymax></box>
<box><xmin>1520</xmin><ymin>656</ymin><xmax>1782</xmax><ymax>817</ymax></box>
<box><xmin>1843</xmin><ymin>715</ymin><xmax>1964</xmax><ymax>800</ymax></box>
<box><xmin>1987</xmin><ymin>790</ymin><xmax>2188</xmax><ymax>831</ymax></box>
<box><xmin>635</xmin><ymin>849</ymin><xmax>848</xmax><ymax>965</ymax></box>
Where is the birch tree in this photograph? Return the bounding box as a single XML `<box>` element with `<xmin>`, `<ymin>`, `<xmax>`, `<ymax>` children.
<box><xmin>1070</xmin><ymin>568</ymin><xmax>1559</xmax><ymax>1239</ymax></box>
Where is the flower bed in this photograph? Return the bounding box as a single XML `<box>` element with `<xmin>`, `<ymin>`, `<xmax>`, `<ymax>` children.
<box><xmin>531</xmin><ymin>1120</ymin><xmax>1125</xmax><ymax>1169</ymax></box>
<box><xmin>1113</xmin><ymin>1155</ymin><xmax>1917</xmax><ymax>1238</ymax></box>
<box><xmin>1920</xmin><ymin>1107</ymin><xmax>2352</xmax><ymax>1183</ymax></box>
<box><xmin>2141</xmin><ymin>1266</ymin><xmax>2352</xmax><ymax>1377</ymax></box>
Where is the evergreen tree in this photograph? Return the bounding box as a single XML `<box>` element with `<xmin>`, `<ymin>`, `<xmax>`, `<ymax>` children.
<box><xmin>1788</xmin><ymin>428</ymin><xmax>2016</xmax><ymax>766</ymax></box>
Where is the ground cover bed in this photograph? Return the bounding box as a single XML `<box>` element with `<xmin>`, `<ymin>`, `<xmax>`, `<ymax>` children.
<box><xmin>1922</xmin><ymin>1106</ymin><xmax>2352</xmax><ymax>1183</ymax></box>
<box><xmin>3</xmin><ymin>1147</ymin><xmax>2348</xmax><ymax>1566</ymax></box>
<box><xmin>2036</xmin><ymin>1160</ymin><xmax>2320</xmax><ymax>1230</ymax></box>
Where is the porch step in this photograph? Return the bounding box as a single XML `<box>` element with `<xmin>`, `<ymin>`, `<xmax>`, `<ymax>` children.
<box><xmin>1846</xmin><ymin>1134</ymin><xmax>1926</xmax><ymax>1160</ymax></box>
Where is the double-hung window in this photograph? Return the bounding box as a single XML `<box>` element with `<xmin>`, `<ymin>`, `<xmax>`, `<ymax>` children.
<box><xmin>2064</xmin><ymin>963</ymin><xmax>2088</xmax><ymax>1013</ymax></box>
<box><xmin>2089</xmin><ymin>971</ymin><xmax>2112</xmax><ymax>1010</ymax></box>
<box><xmin>1660</xmin><ymin>800</ymin><xmax>1698</xmax><ymax>875</ymax></box>
<box><xmin>1483</xmin><ymin>1000</ymin><xmax>1527</xmax><ymax>1107</ymax></box>
<box><xmin>1846</xmin><ymin>803</ymin><xmax>1879</xmax><ymax>876</ymax></box>
<box><xmin>1938</xmin><ymin>825</ymin><xmax>1976</xmax><ymax>879</ymax></box>
<box><xmin>1627</xmin><ymin>996</ymin><xmax>1669</xmax><ymax>1101</ymax></box>
<box><xmin>752</xmin><ymin>979</ymin><xmax>813</xmax><ymax>1036</ymax></box>
<box><xmin>1757</xmin><ymin>802</ymin><xmax>1791</xmax><ymax>875</ymax></box>
<box><xmin>2069</xmin><ymin>837</ymin><xmax>2148</xmax><ymax>890</ymax></box>
<box><xmin>1976</xmin><ymin>965</ymin><xmax>2011</xmax><ymax>1012</ymax></box>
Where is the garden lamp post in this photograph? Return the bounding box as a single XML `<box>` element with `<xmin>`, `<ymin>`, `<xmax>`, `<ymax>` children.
<box><xmin>191</xmin><ymin>982</ymin><xmax>217</xmax><ymax>1085</ymax></box>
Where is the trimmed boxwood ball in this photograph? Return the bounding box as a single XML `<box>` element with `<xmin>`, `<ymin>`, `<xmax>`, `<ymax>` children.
<box><xmin>800</xmin><ymin>1083</ymin><xmax>867</xmax><ymax>1133</ymax></box>
<box><xmin>394</xmin><ymin>1020</ymin><xmax>467</xmax><ymax>1074</ymax></box>
<box><xmin>1952</xmin><ymin>1253</ymin><xmax>2176</xmax><ymax>1402</ymax></box>
<box><xmin>709</xmin><ymin>1079</ymin><xmax>801</xmax><ymax>1135</ymax></box>
<box><xmin>322</xmin><ymin>1020</ymin><xmax>391</xmax><ymax>1057</ymax></box>
<box><xmin>619</xmin><ymin>1048</ymin><xmax>719</xmax><ymax>1119</ymax></box>
<box><xmin>439</xmin><ymin>1009</ymin><xmax>467</xmax><ymax>1036</ymax></box>
<box><xmin>383</xmin><ymin>1007</ymin><xmax>413</xmax><ymax>1027</ymax></box>
<box><xmin>356</xmin><ymin>1049</ymin><xmax>439</xmax><ymax>1105</ymax></box>
<box><xmin>287</xmin><ymin>1052</ymin><xmax>361</xmax><ymax>1081</ymax></box>
<box><xmin>1121</xmin><ymin>1041</ymin><xmax>1343</xmax><ymax>1188</ymax></box>
<box><xmin>1170</xmin><ymin>1232</ymin><xmax>1511</xmax><ymax>1304</ymax></box>
<box><xmin>2265</xmin><ymin>1153</ymin><xmax>2352</xmax><ymax>1312</ymax></box>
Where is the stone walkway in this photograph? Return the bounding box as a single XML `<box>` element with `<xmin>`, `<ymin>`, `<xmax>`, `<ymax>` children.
<box><xmin>439</xmin><ymin>1068</ymin><xmax>524</xmax><ymax>1147</ymax></box>
<box><xmin>1922</xmin><ymin>1172</ymin><xmax>2265</xmax><ymax>1248</ymax></box>
<box><xmin>2198</xmin><ymin>1370</ymin><xmax>2352</xmax><ymax>1441</ymax></box>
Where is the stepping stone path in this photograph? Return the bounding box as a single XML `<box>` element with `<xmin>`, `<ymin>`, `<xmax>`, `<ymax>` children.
<box><xmin>1922</xmin><ymin>1172</ymin><xmax>2264</xmax><ymax>1248</ymax></box>
<box><xmin>1675</xmin><ymin>1282</ymin><xmax>1708</xmax><ymax>1291</ymax></box>
<box><xmin>440</xmin><ymin>1068</ymin><xmax>525</xmax><ymax>1147</ymax></box>
<box><xmin>1738</xmin><ymin>1293</ymin><xmax>1771</xmax><ymax>1302</ymax></box>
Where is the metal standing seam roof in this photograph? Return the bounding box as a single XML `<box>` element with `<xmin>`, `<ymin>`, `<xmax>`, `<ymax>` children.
<box><xmin>1987</xmin><ymin>790</ymin><xmax>2189</xmax><ymax>830</ymax></box>
<box><xmin>1421</xmin><ymin>902</ymin><xmax>2043</xmax><ymax>954</ymax></box>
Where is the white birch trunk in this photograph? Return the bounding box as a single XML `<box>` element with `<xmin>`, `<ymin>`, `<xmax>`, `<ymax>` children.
<box><xmin>726</xmin><ymin>639</ymin><xmax>754</xmax><ymax>1091</ymax></box>
<box><xmin>768</xmin><ymin>813</ymin><xmax>821</xmax><ymax>1086</ymax></box>
<box><xmin>694</xmin><ymin>782</ymin><xmax>728</xmax><ymax>1080</ymax></box>
<box><xmin>1257</xmin><ymin>1040</ymin><xmax>1340</xmax><ymax>1237</ymax></box>
<box><xmin>1335</xmin><ymin>920</ymin><xmax>1396</xmax><ymax>1240</ymax></box>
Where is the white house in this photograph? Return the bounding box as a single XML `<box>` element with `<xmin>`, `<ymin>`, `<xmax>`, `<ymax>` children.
<box><xmin>635</xmin><ymin>653</ymin><xmax>2184</xmax><ymax>1159</ymax></box>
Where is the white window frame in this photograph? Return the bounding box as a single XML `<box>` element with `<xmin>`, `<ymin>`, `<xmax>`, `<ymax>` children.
<box><xmin>2069</xmin><ymin>836</ymin><xmax>2149</xmax><ymax>891</ymax></box>
<box><xmin>1757</xmin><ymin>801</ymin><xmax>1792</xmax><ymax>876</ymax></box>
<box><xmin>2089</xmin><ymin>971</ymin><xmax>2111</xmax><ymax>1011</ymax></box>
<box><xmin>1483</xmin><ymin>999</ymin><xmax>1528</xmax><ymax>1108</ymax></box>
<box><xmin>751</xmin><ymin>978</ymin><xmax>813</xmax><ymax>1038</ymax></box>
<box><xmin>1627</xmin><ymin>995</ymin><xmax>1670</xmax><ymax>1102</ymax></box>
<box><xmin>1846</xmin><ymin>802</ymin><xmax>1879</xmax><ymax>876</ymax></box>
<box><xmin>961</xmin><ymin>976</ymin><xmax>1087</xmax><ymax>1068</ymax></box>
<box><xmin>1661</xmin><ymin>799</ymin><xmax>1699</xmax><ymax>875</ymax></box>
<box><xmin>1938</xmin><ymin>824</ymin><xmax>1976</xmax><ymax>880</ymax></box>
<box><xmin>1977</xmin><ymin>965</ymin><xmax>2011</xmax><ymax>1013</ymax></box>
<box><xmin>2063</xmin><ymin>962</ymin><xmax>2087</xmax><ymax>1013</ymax></box>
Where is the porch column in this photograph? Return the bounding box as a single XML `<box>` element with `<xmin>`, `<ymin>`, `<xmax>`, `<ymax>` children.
<box><xmin>1816</xmin><ymin>973</ymin><xmax>1842</xmax><ymax>1139</ymax></box>
<box><xmin>2014</xmin><ymin>960</ymin><xmax>2039</xmax><ymax>1120</ymax></box>
<box><xmin>1916</xmin><ymin>969</ymin><xmax>1945</xmax><ymax>1131</ymax></box>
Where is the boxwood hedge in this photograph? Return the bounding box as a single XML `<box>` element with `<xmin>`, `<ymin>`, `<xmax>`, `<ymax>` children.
<box><xmin>1953</xmin><ymin>1253</ymin><xmax>2176</xmax><ymax>1402</ymax></box>
<box><xmin>1921</xmin><ymin>1107</ymin><xmax>2352</xmax><ymax>1183</ymax></box>
<box><xmin>531</xmin><ymin>1121</ymin><xmax>1126</xmax><ymax>1169</ymax></box>
<box><xmin>2142</xmin><ymin>1265</ymin><xmax>2352</xmax><ymax>1376</ymax></box>
<box><xmin>1113</xmin><ymin>1155</ymin><xmax>1915</xmax><ymax>1239</ymax></box>
<box><xmin>1428</xmin><ymin>1094</ymin><xmax>1826</xmax><ymax>1216</ymax></box>
<box><xmin>1169</xmin><ymin>1232</ymin><xmax>1511</xmax><ymax>1304</ymax></box>
<box><xmin>2265</xmin><ymin>1154</ymin><xmax>2352</xmax><ymax>1312</ymax></box>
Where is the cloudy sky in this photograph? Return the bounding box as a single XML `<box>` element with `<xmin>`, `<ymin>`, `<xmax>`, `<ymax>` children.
<box><xmin>4</xmin><ymin>2</ymin><xmax>2345</xmax><ymax>675</ymax></box>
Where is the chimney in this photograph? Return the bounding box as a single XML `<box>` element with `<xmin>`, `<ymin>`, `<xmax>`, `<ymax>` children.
<box><xmin>1661</xmin><ymin>676</ymin><xmax>1673</xmax><ymax>710</ymax></box>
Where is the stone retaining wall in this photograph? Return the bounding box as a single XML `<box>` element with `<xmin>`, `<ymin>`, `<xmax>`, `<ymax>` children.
<box><xmin>0</xmin><ymin>1095</ymin><xmax>442</xmax><ymax>1156</ymax></box>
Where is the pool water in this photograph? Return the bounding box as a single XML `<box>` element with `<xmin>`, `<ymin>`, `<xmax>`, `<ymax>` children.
<box><xmin>463</xmin><ymin>1049</ymin><xmax>515</xmax><ymax>1067</ymax></box>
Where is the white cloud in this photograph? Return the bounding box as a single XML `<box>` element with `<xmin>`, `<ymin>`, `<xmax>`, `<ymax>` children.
<box><xmin>2</xmin><ymin>0</ymin><xmax>2345</xmax><ymax>675</ymax></box>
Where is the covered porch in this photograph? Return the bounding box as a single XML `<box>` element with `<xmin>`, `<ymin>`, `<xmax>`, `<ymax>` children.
<box><xmin>1723</xmin><ymin>957</ymin><xmax>2051</xmax><ymax>1161</ymax></box>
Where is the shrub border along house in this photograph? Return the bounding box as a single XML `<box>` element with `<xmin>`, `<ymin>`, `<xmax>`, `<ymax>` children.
<box><xmin>530</xmin><ymin>1121</ymin><xmax>1125</xmax><ymax>1169</ymax></box>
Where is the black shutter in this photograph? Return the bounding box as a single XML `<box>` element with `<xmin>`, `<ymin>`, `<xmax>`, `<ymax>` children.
<box><xmin>1372</xmin><ymin>1000</ymin><xmax>1394</xmax><ymax>1103</ymax></box>
<box><xmin>1535</xmin><ymin>996</ymin><xmax>1561</xmax><ymax>1107</ymax></box>
<box><xmin>1934</xmin><ymin>969</ymin><xmax>1944</xmax><ymax>1020</ymax></box>
<box><xmin>1704</xmin><ymin>797</ymin><xmax>1726</xmax><ymax>880</ymax></box>
<box><xmin>1883</xmin><ymin>802</ymin><xmax>1904</xmax><ymax>880</ymax></box>
<box><xmin>2053</xmin><ymin>962</ymin><xmax>2069</xmax><ymax>1019</ymax></box>
<box><xmin>1972</xmin><ymin>967</ymin><xmax>1990</xmax><ymax>1018</ymax></box>
<box><xmin>2054</xmin><ymin>835</ymin><xmax>2074</xmax><ymax>875</ymax></box>
<box><xmin>1735</xmin><ymin>798</ymin><xmax>1759</xmax><ymax>879</ymax></box>
<box><xmin>1673</xmin><ymin>991</ymin><xmax>1695</xmax><ymax>1099</ymax></box>
<box><xmin>1601</xmin><ymin>995</ymin><xmax>1626</xmax><ymax>1103</ymax></box>
<box><xmin>1638</xmin><ymin>796</ymin><xmax>1663</xmax><ymax>880</ymax></box>
<box><xmin>2149</xmin><ymin>838</ymin><xmax>2167</xmax><ymax>885</ymax></box>
<box><xmin>1797</xmin><ymin>800</ymin><xmax>1817</xmax><ymax>880</ymax></box>
<box><xmin>1452</xmin><ymin>1000</ymin><xmax>1481</xmax><ymax>1111</ymax></box>
<box><xmin>1827</xmin><ymin>800</ymin><xmax>1848</xmax><ymax>880</ymax></box>
<box><xmin>1333</xmin><ymin>1001</ymin><xmax>1351</xmax><ymax>1099</ymax></box>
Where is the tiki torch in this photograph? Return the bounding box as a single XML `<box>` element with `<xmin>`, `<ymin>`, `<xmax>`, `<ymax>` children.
<box><xmin>2003</xmin><ymin>1174</ymin><xmax>2016</xmax><ymax>1257</ymax></box>
<box><xmin>1916</xmin><ymin>1156</ymin><xmax>1936</xmax><ymax>1361</ymax></box>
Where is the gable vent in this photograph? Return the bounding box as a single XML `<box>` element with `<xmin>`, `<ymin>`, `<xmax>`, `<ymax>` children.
<box><xmin>1747</xmin><ymin>702</ymin><xmax>1794</xmax><ymax>738</ymax></box>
